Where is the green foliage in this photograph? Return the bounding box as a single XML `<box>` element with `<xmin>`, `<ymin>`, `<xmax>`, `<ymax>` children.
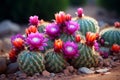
<box><xmin>71</xmin><ymin>43</ymin><xmax>99</xmax><ymax>68</ymax></box>
<box><xmin>0</xmin><ymin>0</ymin><xmax>69</xmax><ymax>23</ymax></box>
<box><xmin>69</xmin><ymin>0</ymin><xmax>86</xmax><ymax>6</ymax></box>
<box><xmin>97</xmin><ymin>0</ymin><xmax>120</xmax><ymax>15</ymax></box>
<box><xmin>17</xmin><ymin>50</ymin><xmax>45</xmax><ymax>75</ymax></box>
<box><xmin>45</xmin><ymin>49</ymin><xmax>67</xmax><ymax>73</ymax></box>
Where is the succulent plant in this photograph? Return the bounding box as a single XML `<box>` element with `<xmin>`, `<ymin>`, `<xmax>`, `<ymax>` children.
<box><xmin>73</xmin><ymin>8</ymin><xmax>99</xmax><ymax>36</ymax></box>
<box><xmin>99</xmin><ymin>47</ymin><xmax>110</xmax><ymax>58</ymax></box>
<box><xmin>17</xmin><ymin>50</ymin><xmax>45</xmax><ymax>75</ymax></box>
<box><xmin>44</xmin><ymin>39</ymin><xmax>67</xmax><ymax>73</ymax></box>
<box><xmin>100</xmin><ymin>22</ymin><xmax>120</xmax><ymax>47</ymax></box>
<box><xmin>71</xmin><ymin>43</ymin><xmax>99</xmax><ymax>68</ymax></box>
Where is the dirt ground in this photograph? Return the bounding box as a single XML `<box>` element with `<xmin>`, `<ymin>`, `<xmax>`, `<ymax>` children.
<box><xmin>71</xmin><ymin>65</ymin><xmax>120</xmax><ymax>80</ymax></box>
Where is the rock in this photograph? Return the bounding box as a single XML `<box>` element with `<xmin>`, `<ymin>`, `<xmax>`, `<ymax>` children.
<box><xmin>0</xmin><ymin>57</ymin><xmax>7</xmax><ymax>74</ymax></box>
<box><xmin>0</xmin><ymin>74</ymin><xmax>6</xmax><ymax>78</ymax></box>
<box><xmin>96</xmin><ymin>68</ymin><xmax>110</xmax><ymax>73</ymax></box>
<box><xmin>66</xmin><ymin>66</ymin><xmax>74</xmax><ymax>73</ymax></box>
<box><xmin>90</xmin><ymin>67</ymin><xmax>95</xmax><ymax>71</ymax></box>
<box><xmin>50</xmin><ymin>73</ymin><xmax>56</xmax><ymax>77</ymax></box>
<box><xmin>78</xmin><ymin>67</ymin><xmax>95</xmax><ymax>74</ymax></box>
<box><xmin>18</xmin><ymin>73</ymin><xmax>27</xmax><ymax>79</ymax></box>
<box><xmin>7</xmin><ymin>62</ymin><xmax>19</xmax><ymax>74</ymax></box>
<box><xmin>0</xmin><ymin>20</ymin><xmax>20</xmax><ymax>35</ymax></box>
<box><xmin>15</xmin><ymin>71</ymin><xmax>23</xmax><ymax>76</ymax></box>
<box><xmin>63</xmin><ymin>69</ymin><xmax>71</xmax><ymax>76</ymax></box>
<box><xmin>42</xmin><ymin>70</ymin><xmax>50</xmax><ymax>77</ymax></box>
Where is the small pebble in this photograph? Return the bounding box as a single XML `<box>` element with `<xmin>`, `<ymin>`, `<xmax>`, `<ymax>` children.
<box><xmin>78</xmin><ymin>67</ymin><xmax>95</xmax><ymax>74</ymax></box>
<box><xmin>96</xmin><ymin>68</ymin><xmax>110</xmax><ymax>73</ymax></box>
<box><xmin>50</xmin><ymin>73</ymin><xmax>56</xmax><ymax>77</ymax></box>
<box><xmin>66</xmin><ymin>66</ymin><xmax>74</xmax><ymax>73</ymax></box>
<box><xmin>63</xmin><ymin>69</ymin><xmax>71</xmax><ymax>76</ymax></box>
<box><xmin>42</xmin><ymin>70</ymin><xmax>50</xmax><ymax>77</ymax></box>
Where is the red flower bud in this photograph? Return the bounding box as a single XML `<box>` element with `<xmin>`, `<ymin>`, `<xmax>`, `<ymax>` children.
<box><xmin>75</xmin><ymin>35</ymin><xmax>81</xmax><ymax>42</ymax></box>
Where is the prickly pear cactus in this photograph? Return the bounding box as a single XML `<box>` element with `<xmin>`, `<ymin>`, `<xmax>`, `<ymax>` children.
<box><xmin>45</xmin><ymin>49</ymin><xmax>67</xmax><ymax>73</ymax></box>
<box><xmin>71</xmin><ymin>43</ymin><xmax>99</xmax><ymax>68</ymax></box>
<box><xmin>100</xmin><ymin>24</ymin><xmax>120</xmax><ymax>46</ymax></box>
<box><xmin>17</xmin><ymin>50</ymin><xmax>45</xmax><ymax>75</ymax></box>
<box><xmin>73</xmin><ymin>8</ymin><xmax>99</xmax><ymax>36</ymax></box>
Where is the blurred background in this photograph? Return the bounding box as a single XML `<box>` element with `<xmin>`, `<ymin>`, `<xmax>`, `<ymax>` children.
<box><xmin>0</xmin><ymin>0</ymin><xmax>120</xmax><ymax>52</ymax></box>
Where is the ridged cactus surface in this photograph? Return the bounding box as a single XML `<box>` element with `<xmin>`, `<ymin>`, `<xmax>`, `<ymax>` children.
<box><xmin>100</xmin><ymin>27</ymin><xmax>120</xmax><ymax>46</ymax></box>
<box><xmin>17</xmin><ymin>50</ymin><xmax>45</xmax><ymax>75</ymax></box>
<box><xmin>71</xmin><ymin>43</ymin><xmax>98</xmax><ymax>68</ymax></box>
<box><xmin>45</xmin><ymin>49</ymin><xmax>67</xmax><ymax>73</ymax></box>
<box><xmin>74</xmin><ymin>16</ymin><xmax>99</xmax><ymax>35</ymax></box>
<box><xmin>60</xmin><ymin>33</ymin><xmax>75</xmax><ymax>42</ymax></box>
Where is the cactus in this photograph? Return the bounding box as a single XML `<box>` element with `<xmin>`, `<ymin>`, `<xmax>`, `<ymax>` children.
<box><xmin>73</xmin><ymin>8</ymin><xmax>99</xmax><ymax>36</ymax></box>
<box><xmin>17</xmin><ymin>50</ymin><xmax>45</xmax><ymax>75</ymax></box>
<box><xmin>100</xmin><ymin>22</ymin><xmax>120</xmax><ymax>46</ymax></box>
<box><xmin>71</xmin><ymin>43</ymin><xmax>99</xmax><ymax>68</ymax></box>
<box><xmin>38</xmin><ymin>20</ymin><xmax>49</xmax><ymax>33</ymax></box>
<box><xmin>60</xmin><ymin>33</ymin><xmax>75</xmax><ymax>42</ymax></box>
<box><xmin>45</xmin><ymin>49</ymin><xmax>67</xmax><ymax>73</ymax></box>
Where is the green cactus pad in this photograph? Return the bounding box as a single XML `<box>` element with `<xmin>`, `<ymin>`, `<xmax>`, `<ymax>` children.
<box><xmin>17</xmin><ymin>50</ymin><xmax>45</xmax><ymax>75</ymax></box>
<box><xmin>100</xmin><ymin>27</ymin><xmax>120</xmax><ymax>46</ymax></box>
<box><xmin>45</xmin><ymin>49</ymin><xmax>67</xmax><ymax>73</ymax></box>
<box><xmin>73</xmin><ymin>16</ymin><xmax>99</xmax><ymax>36</ymax></box>
<box><xmin>71</xmin><ymin>43</ymin><xmax>99</xmax><ymax>68</ymax></box>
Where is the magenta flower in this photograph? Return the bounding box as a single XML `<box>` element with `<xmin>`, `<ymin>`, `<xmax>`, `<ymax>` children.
<box><xmin>26</xmin><ymin>32</ymin><xmax>48</xmax><ymax>50</ymax></box>
<box><xmin>94</xmin><ymin>40</ymin><xmax>99</xmax><ymax>51</ymax></box>
<box><xmin>65</xmin><ymin>21</ymin><xmax>79</xmax><ymax>35</ymax></box>
<box><xmin>29</xmin><ymin>15</ymin><xmax>39</xmax><ymax>26</ymax></box>
<box><xmin>62</xmin><ymin>41</ymin><xmax>79</xmax><ymax>59</ymax></box>
<box><xmin>45</xmin><ymin>23</ymin><xmax>60</xmax><ymax>39</ymax></box>
<box><xmin>77</xmin><ymin>8</ymin><xmax>83</xmax><ymax>17</ymax></box>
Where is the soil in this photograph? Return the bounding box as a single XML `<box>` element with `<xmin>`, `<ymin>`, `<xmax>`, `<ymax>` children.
<box><xmin>72</xmin><ymin>65</ymin><xmax>120</xmax><ymax>80</ymax></box>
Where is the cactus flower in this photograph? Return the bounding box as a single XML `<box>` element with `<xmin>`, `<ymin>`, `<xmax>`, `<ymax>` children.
<box><xmin>65</xmin><ymin>21</ymin><xmax>79</xmax><ymax>35</ymax></box>
<box><xmin>77</xmin><ymin>8</ymin><xmax>83</xmax><ymax>17</ymax></box>
<box><xmin>29</xmin><ymin>15</ymin><xmax>39</xmax><ymax>26</ymax></box>
<box><xmin>25</xmin><ymin>25</ymin><xmax>38</xmax><ymax>36</ymax></box>
<box><xmin>63</xmin><ymin>41</ymin><xmax>79</xmax><ymax>59</ymax></box>
<box><xmin>55</xmin><ymin>11</ymin><xmax>66</xmax><ymax>24</ymax></box>
<box><xmin>114</xmin><ymin>21</ymin><xmax>120</xmax><ymax>28</ymax></box>
<box><xmin>94</xmin><ymin>40</ymin><xmax>99</xmax><ymax>51</ymax></box>
<box><xmin>75</xmin><ymin>34</ymin><xmax>81</xmax><ymax>42</ymax></box>
<box><xmin>65</xmin><ymin>14</ymin><xmax>72</xmax><ymax>21</ymax></box>
<box><xmin>111</xmin><ymin>44</ymin><xmax>120</xmax><ymax>53</ymax></box>
<box><xmin>86</xmin><ymin>32</ymin><xmax>98</xmax><ymax>46</ymax></box>
<box><xmin>9</xmin><ymin>48</ymin><xmax>17</xmax><ymax>62</ymax></box>
<box><xmin>11</xmin><ymin>34</ymin><xmax>25</xmax><ymax>49</ymax></box>
<box><xmin>54</xmin><ymin>39</ymin><xmax>63</xmax><ymax>52</ymax></box>
<box><xmin>46</xmin><ymin>23</ymin><xmax>60</xmax><ymax>39</ymax></box>
<box><xmin>26</xmin><ymin>32</ymin><xmax>48</xmax><ymax>50</ymax></box>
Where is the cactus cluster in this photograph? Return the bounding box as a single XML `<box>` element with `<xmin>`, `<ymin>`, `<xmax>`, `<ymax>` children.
<box><xmin>9</xmin><ymin>7</ymin><xmax>120</xmax><ymax>76</ymax></box>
